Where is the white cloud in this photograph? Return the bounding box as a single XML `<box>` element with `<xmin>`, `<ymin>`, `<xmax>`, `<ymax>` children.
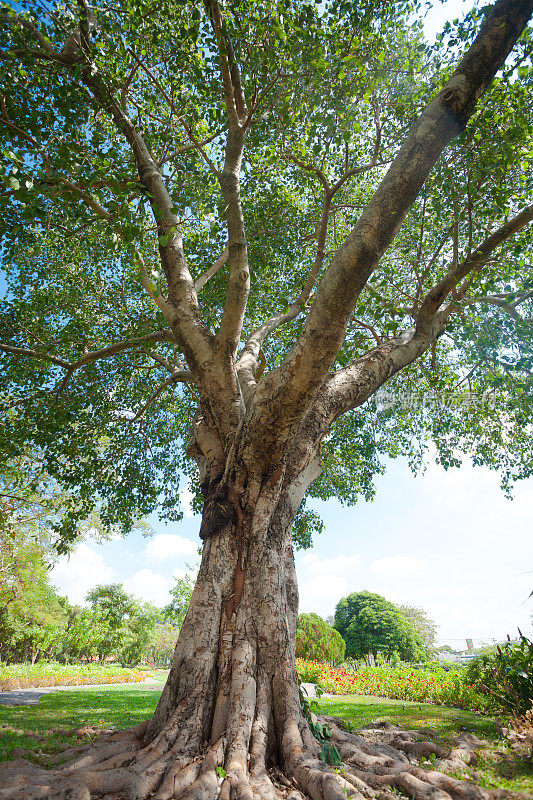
<box><xmin>123</xmin><ymin>569</ymin><xmax>174</xmax><ymax>607</ymax></box>
<box><xmin>371</xmin><ymin>556</ymin><xmax>427</xmax><ymax>578</ymax></box>
<box><xmin>143</xmin><ymin>533</ymin><xmax>196</xmax><ymax>561</ymax></box>
<box><xmin>51</xmin><ymin>543</ymin><xmax>114</xmax><ymax>605</ymax></box>
<box><xmin>300</xmin><ymin>553</ymin><xmax>362</xmax><ymax>574</ymax></box>
<box><xmin>179</xmin><ymin>487</ymin><xmax>196</xmax><ymax>518</ymax></box>
<box><xmin>298</xmin><ymin>574</ymin><xmax>349</xmax><ymax>618</ymax></box>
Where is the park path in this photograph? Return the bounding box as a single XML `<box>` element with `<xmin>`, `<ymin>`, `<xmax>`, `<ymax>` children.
<box><xmin>0</xmin><ymin>680</ymin><xmax>320</xmax><ymax>707</ymax></box>
<box><xmin>0</xmin><ymin>677</ymin><xmax>164</xmax><ymax>707</ymax></box>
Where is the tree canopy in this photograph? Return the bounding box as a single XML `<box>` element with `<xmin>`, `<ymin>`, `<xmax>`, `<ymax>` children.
<box><xmin>86</xmin><ymin>583</ymin><xmax>159</xmax><ymax>667</ymax></box>
<box><xmin>334</xmin><ymin>591</ymin><xmax>427</xmax><ymax>663</ymax></box>
<box><xmin>1</xmin><ymin>1</ymin><xmax>533</xmax><ymax>799</ymax></box>
<box><xmin>0</xmin><ymin>0</ymin><xmax>532</xmax><ymax>553</ymax></box>
<box><xmin>395</xmin><ymin>604</ymin><xmax>438</xmax><ymax>655</ymax></box>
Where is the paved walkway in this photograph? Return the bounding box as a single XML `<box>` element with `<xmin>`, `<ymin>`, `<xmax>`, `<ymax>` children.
<box><xmin>0</xmin><ymin>681</ymin><xmax>322</xmax><ymax>708</ymax></box>
<box><xmin>0</xmin><ymin>678</ymin><xmax>164</xmax><ymax>707</ymax></box>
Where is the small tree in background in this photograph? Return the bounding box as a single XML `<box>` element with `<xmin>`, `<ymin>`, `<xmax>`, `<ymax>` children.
<box><xmin>163</xmin><ymin>572</ymin><xmax>196</xmax><ymax>629</ymax></box>
<box><xmin>296</xmin><ymin>613</ymin><xmax>346</xmax><ymax>664</ymax></box>
<box><xmin>150</xmin><ymin>624</ymin><xmax>180</xmax><ymax>668</ymax></box>
<box><xmin>0</xmin><ymin>526</ymin><xmax>65</xmax><ymax>664</ymax></box>
<box><xmin>335</xmin><ymin>591</ymin><xmax>426</xmax><ymax>664</ymax></box>
<box><xmin>395</xmin><ymin>603</ymin><xmax>438</xmax><ymax>656</ymax></box>
<box><xmin>86</xmin><ymin>583</ymin><xmax>159</xmax><ymax>666</ymax></box>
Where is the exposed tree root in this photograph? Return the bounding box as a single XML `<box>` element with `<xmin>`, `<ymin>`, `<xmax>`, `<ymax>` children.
<box><xmin>1</xmin><ymin>715</ymin><xmax>529</xmax><ymax>800</ymax></box>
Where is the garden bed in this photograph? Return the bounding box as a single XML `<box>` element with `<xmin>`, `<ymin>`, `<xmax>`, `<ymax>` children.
<box><xmin>297</xmin><ymin>658</ymin><xmax>488</xmax><ymax>711</ymax></box>
<box><xmin>0</xmin><ymin>662</ymin><xmax>148</xmax><ymax>691</ymax></box>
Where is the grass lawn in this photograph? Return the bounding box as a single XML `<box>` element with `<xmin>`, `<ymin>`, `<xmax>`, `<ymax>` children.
<box><xmin>0</xmin><ymin>681</ymin><xmax>163</xmax><ymax>765</ymax></box>
<box><xmin>0</xmin><ymin>686</ymin><xmax>531</xmax><ymax>795</ymax></box>
<box><xmin>318</xmin><ymin>694</ymin><xmax>499</xmax><ymax>744</ymax></box>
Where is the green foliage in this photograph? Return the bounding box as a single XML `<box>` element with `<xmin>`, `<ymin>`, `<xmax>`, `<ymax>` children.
<box><xmin>296</xmin><ymin>613</ymin><xmax>346</xmax><ymax>663</ymax></box>
<box><xmin>0</xmin><ymin>0</ymin><xmax>532</xmax><ymax>553</ymax></box>
<box><xmin>0</xmin><ymin>525</ymin><xmax>66</xmax><ymax>664</ymax></box>
<box><xmin>86</xmin><ymin>584</ymin><xmax>159</xmax><ymax>667</ymax></box>
<box><xmin>466</xmin><ymin>633</ymin><xmax>533</xmax><ymax>716</ymax></box>
<box><xmin>163</xmin><ymin>572</ymin><xmax>195</xmax><ymax>629</ymax></box>
<box><xmin>334</xmin><ymin>591</ymin><xmax>426</xmax><ymax>663</ymax></box>
<box><xmin>148</xmin><ymin>624</ymin><xmax>179</xmax><ymax>667</ymax></box>
<box><xmin>299</xmin><ymin>679</ymin><xmax>342</xmax><ymax>766</ymax></box>
<box><xmin>395</xmin><ymin>604</ymin><xmax>438</xmax><ymax>655</ymax></box>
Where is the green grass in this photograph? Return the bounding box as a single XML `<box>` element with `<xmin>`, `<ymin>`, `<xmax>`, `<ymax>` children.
<box><xmin>318</xmin><ymin>694</ymin><xmax>498</xmax><ymax>744</ymax></box>
<box><xmin>0</xmin><ymin>687</ymin><xmax>531</xmax><ymax>795</ymax></box>
<box><xmin>0</xmin><ymin>684</ymin><xmax>163</xmax><ymax>765</ymax></box>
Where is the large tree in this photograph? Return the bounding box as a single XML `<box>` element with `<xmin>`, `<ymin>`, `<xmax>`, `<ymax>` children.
<box><xmin>1</xmin><ymin>0</ymin><xmax>533</xmax><ymax>798</ymax></box>
<box><xmin>335</xmin><ymin>591</ymin><xmax>426</xmax><ymax>664</ymax></box>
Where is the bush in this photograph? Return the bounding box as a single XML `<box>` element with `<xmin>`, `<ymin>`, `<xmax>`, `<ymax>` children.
<box><xmin>296</xmin><ymin>614</ymin><xmax>346</xmax><ymax>663</ymax></box>
<box><xmin>466</xmin><ymin>632</ymin><xmax>533</xmax><ymax>715</ymax></box>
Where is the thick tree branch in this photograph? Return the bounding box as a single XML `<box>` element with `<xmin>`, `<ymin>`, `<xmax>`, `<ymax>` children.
<box><xmin>3</xmin><ymin>9</ymin><xmax>219</xmax><ymax>378</ymax></box>
<box><xmin>216</xmin><ymin>138</ymin><xmax>249</xmax><ymax>356</ymax></box>
<box><xmin>322</xmin><ymin>325</ymin><xmax>442</xmax><ymax>423</ymax></box>
<box><xmin>0</xmin><ymin>344</ymin><xmax>70</xmax><ymax>368</ymax></box>
<box><xmin>416</xmin><ymin>203</ymin><xmax>533</xmax><ymax>333</ymax></box>
<box><xmin>198</xmin><ymin>0</ymin><xmax>250</xmax><ymax>355</ymax></box>
<box><xmin>130</xmin><ymin>370</ymin><xmax>194</xmax><ymax>423</ymax></box>
<box><xmin>319</xmin><ymin>206</ymin><xmax>533</xmax><ymax>426</ymax></box>
<box><xmin>463</xmin><ymin>291</ymin><xmax>533</xmax><ymax>322</ymax></box>
<box><xmin>0</xmin><ymin>330</ymin><xmax>175</xmax><ymax>393</ymax></box>
<box><xmin>204</xmin><ymin>0</ymin><xmax>247</xmax><ymax>126</ymax></box>
<box><xmin>245</xmin><ymin>0</ymin><xmax>533</xmax><ymax>452</ymax></box>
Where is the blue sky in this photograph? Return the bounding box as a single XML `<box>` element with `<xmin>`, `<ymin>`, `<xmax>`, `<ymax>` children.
<box><xmin>4</xmin><ymin>0</ymin><xmax>532</xmax><ymax>648</ymax></box>
<box><xmin>50</xmin><ymin>454</ymin><xmax>533</xmax><ymax>648</ymax></box>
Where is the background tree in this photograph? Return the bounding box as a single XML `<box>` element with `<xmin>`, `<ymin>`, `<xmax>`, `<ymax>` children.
<box><xmin>296</xmin><ymin>612</ymin><xmax>346</xmax><ymax>663</ymax></box>
<box><xmin>58</xmin><ymin>602</ymin><xmax>104</xmax><ymax>664</ymax></box>
<box><xmin>163</xmin><ymin>572</ymin><xmax>196</xmax><ymax>630</ymax></box>
<box><xmin>334</xmin><ymin>591</ymin><xmax>426</xmax><ymax>664</ymax></box>
<box><xmin>0</xmin><ymin>525</ymin><xmax>65</xmax><ymax>664</ymax></box>
<box><xmin>86</xmin><ymin>583</ymin><xmax>158</xmax><ymax>666</ymax></box>
<box><xmin>395</xmin><ymin>603</ymin><xmax>438</xmax><ymax>656</ymax></box>
<box><xmin>149</xmin><ymin>623</ymin><xmax>180</xmax><ymax>668</ymax></box>
<box><xmin>1</xmin><ymin>0</ymin><xmax>532</xmax><ymax>798</ymax></box>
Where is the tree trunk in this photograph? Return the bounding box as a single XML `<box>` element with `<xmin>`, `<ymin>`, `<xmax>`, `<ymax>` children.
<box><xmin>143</xmin><ymin>473</ymin><xmax>310</xmax><ymax>791</ymax></box>
<box><xmin>0</xmin><ymin>464</ymin><xmax>520</xmax><ymax>800</ymax></box>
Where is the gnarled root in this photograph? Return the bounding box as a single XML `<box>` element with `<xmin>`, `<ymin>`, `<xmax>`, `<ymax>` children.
<box><xmin>0</xmin><ymin>713</ymin><xmax>528</xmax><ymax>800</ymax></box>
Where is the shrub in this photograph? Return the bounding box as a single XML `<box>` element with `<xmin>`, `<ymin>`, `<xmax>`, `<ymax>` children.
<box><xmin>466</xmin><ymin>632</ymin><xmax>533</xmax><ymax>716</ymax></box>
<box><xmin>296</xmin><ymin>613</ymin><xmax>345</xmax><ymax>663</ymax></box>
